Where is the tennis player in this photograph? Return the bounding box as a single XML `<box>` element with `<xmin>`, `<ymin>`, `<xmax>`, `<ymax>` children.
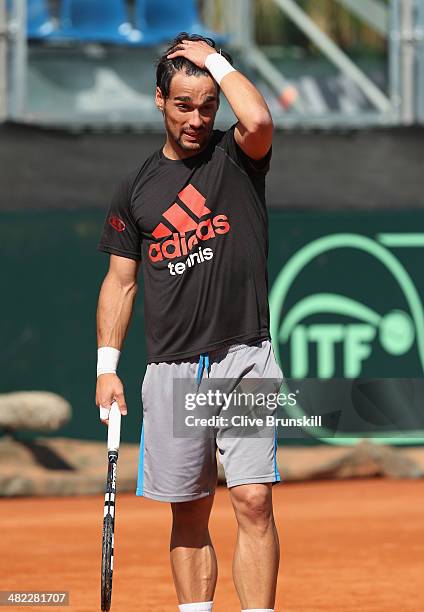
<box><xmin>96</xmin><ymin>33</ymin><xmax>283</xmax><ymax>612</ymax></box>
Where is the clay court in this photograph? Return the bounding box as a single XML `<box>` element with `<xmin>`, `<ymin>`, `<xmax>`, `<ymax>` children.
<box><xmin>3</xmin><ymin>478</ymin><xmax>424</xmax><ymax>611</ymax></box>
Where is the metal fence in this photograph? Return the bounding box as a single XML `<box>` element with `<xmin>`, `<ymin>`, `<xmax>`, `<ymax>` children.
<box><xmin>1</xmin><ymin>0</ymin><xmax>424</xmax><ymax>128</ymax></box>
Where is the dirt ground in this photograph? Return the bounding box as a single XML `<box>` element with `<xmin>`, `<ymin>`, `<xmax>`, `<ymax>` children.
<box><xmin>3</xmin><ymin>479</ymin><xmax>424</xmax><ymax>611</ymax></box>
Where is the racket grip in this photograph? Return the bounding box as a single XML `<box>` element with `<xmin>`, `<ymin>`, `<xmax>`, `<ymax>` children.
<box><xmin>107</xmin><ymin>401</ymin><xmax>122</xmax><ymax>451</ymax></box>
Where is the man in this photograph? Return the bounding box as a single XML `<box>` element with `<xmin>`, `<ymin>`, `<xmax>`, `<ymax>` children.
<box><xmin>96</xmin><ymin>33</ymin><xmax>283</xmax><ymax>612</ymax></box>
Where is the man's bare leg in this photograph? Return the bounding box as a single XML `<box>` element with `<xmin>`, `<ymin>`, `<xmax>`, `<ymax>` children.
<box><xmin>170</xmin><ymin>495</ymin><xmax>218</xmax><ymax>605</ymax></box>
<box><xmin>230</xmin><ymin>483</ymin><xmax>279</xmax><ymax>610</ymax></box>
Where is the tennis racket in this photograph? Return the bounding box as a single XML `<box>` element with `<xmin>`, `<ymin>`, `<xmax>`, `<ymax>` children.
<box><xmin>101</xmin><ymin>401</ymin><xmax>122</xmax><ymax>612</ymax></box>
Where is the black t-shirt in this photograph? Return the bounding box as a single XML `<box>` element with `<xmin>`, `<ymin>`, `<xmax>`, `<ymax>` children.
<box><xmin>98</xmin><ymin>125</ymin><xmax>272</xmax><ymax>363</ymax></box>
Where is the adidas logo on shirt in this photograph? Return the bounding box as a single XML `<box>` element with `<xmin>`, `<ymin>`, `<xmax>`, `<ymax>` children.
<box><xmin>148</xmin><ymin>184</ymin><xmax>230</xmax><ymax>266</ymax></box>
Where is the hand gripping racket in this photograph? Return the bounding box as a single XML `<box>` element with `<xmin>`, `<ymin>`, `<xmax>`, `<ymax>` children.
<box><xmin>101</xmin><ymin>401</ymin><xmax>121</xmax><ymax>611</ymax></box>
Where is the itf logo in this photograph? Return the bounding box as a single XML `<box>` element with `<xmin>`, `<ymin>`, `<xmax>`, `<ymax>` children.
<box><xmin>270</xmin><ymin>233</ymin><xmax>424</xmax><ymax>379</ymax></box>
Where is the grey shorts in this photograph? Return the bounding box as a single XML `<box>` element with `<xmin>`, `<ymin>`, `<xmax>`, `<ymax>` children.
<box><xmin>136</xmin><ymin>339</ymin><xmax>284</xmax><ymax>503</ymax></box>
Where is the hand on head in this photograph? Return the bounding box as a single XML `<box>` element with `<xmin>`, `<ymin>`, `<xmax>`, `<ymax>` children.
<box><xmin>167</xmin><ymin>39</ymin><xmax>218</xmax><ymax>69</ymax></box>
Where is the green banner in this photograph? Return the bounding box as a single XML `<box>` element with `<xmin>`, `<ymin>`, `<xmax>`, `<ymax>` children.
<box><xmin>269</xmin><ymin>210</ymin><xmax>424</xmax><ymax>445</ymax></box>
<box><xmin>1</xmin><ymin>209</ymin><xmax>424</xmax><ymax>443</ymax></box>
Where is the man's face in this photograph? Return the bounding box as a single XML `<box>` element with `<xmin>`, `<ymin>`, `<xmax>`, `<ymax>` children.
<box><xmin>156</xmin><ymin>71</ymin><xmax>219</xmax><ymax>156</ymax></box>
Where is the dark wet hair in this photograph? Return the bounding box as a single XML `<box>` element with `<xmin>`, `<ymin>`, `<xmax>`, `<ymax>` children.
<box><xmin>156</xmin><ymin>32</ymin><xmax>233</xmax><ymax>99</ymax></box>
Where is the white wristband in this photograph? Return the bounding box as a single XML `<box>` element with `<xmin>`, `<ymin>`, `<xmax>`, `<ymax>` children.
<box><xmin>97</xmin><ymin>347</ymin><xmax>121</xmax><ymax>377</ymax></box>
<box><xmin>205</xmin><ymin>53</ymin><xmax>236</xmax><ymax>85</ymax></box>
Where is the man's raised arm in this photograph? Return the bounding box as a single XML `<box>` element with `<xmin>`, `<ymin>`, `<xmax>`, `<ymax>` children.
<box><xmin>96</xmin><ymin>254</ymin><xmax>140</xmax><ymax>423</ymax></box>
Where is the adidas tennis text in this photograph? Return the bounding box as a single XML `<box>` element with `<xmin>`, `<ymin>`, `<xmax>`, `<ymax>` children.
<box><xmin>149</xmin><ymin>214</ymin><xmax>230</xmax><ymax>262</ymax></box>
<box><xmin>168</xmin><ymin>246</ymin><xmax>214</xmax><ymax>275</ymax></box>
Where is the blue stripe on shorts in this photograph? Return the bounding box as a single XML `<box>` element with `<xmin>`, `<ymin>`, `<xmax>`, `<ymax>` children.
<box><xmin>273</xmin><ymin>428</ymin><xmax>281</xmax><ymax>482</ymax></box>
<box><xmin>136</xmin><ymin>423</ymin><xmax>145</xmax><ymax>496</ymax></box>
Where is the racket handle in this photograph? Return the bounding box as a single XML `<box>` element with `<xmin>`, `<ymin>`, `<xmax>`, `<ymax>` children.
<box><xmin>107</xmin><ymin>401</ymin><xmax>122</xmax><ymax>452</ymax></box>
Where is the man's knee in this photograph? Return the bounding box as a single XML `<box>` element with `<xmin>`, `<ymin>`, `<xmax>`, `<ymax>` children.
<box><xmin>231</xmin><ymin>484</ymin><xmax>273</xmax><ymax>531</ymax></box>
<box><xmin>171</xmin><ymin>495</ymin><xmax>213</xmax><ymax>533</ymax></box>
